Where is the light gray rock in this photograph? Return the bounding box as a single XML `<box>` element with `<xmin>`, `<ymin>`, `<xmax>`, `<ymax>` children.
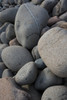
<box><xmin>35</xmin><ymin>58</ymin><xmax>46</xmax><ymax>69</ymax></box>
<box><xmin>0</xmin><ymin>44</ymin><xmax>8</xmax><ymax>62</ymax></box>
<box><xmin>59</xmin><ymin>12</ymin><xmax>67</xmax><ymax>22</ymax></box>
<box><xmin>15</xmin><ymin>62</ymin><xmax>37</xmax><ymax>85</ymax></box>
<box><xmin>0</xmin><ymin>32</ymin><xmax>9</xmax><ymax>44</ymax></box>
<box><xmin>15</xmin><ymin>3</ymin><xmax>49</xmax><ymax>49</ymax></box>
<box><xmin>2</xmin><ymin>46</ymin><xmax>33</xmax><ymax>71</ymax></box>
<box><xmin>41</xmin><ymin>0</ymin><xmax>59</xmax><ymax>13</ymax></box>
<box><xmin>41</xmin><ymin>86</ymin><xmax>67</xmax><ymax>100</ymax></box>
<box><xmin>6</xmin><ymin>24</ymin><xmax>15</xmax><ymax>41</ymax></box>
<box><xmin>38</xmin><ymin>27</ymin><xmax>67</xmax><ymax>77</ymax></box>
<box><xmin>0</xmin><ymin>62</ymin><xmax>6</xmax><ymax>78</ymax></box>
<box><xmin>52</xmin><ymin>0</ymin><xmax>67</xmax><ymax>16</ymax></box>
<box><xmin>0</xmin><ymin>22</ymin><xmax>10</xmax><ymax>34</ymax></box>
<box><xmin>35</xmin><ymin>68</ymin><xmax>62</xmax><ymax>90</ymax></box>
<box><xmin>2</xmin><ymin>69</ymin><xmax>13</xmax><ymax>78</ymax></box>
<box><xmin>31</xmin><ymin>46</ymin><xmax>40</xmax><ymax>60</ymax></box>
<box><xmin>0</xmin><ymin>7</ymin><xmax>19</xmax><ymax>23</ymax></box>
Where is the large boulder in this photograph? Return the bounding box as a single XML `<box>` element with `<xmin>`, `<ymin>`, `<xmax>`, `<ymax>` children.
<box><xmin>2</xmin><ymin>46</ymin><xmax>33</xmax><ymax>71</ymax></box>
<box><xmin>0</xmin><ymin>77</ymin><xmax>31</xmax><ymax>100</ymax></box>
<box><xmin>41</xmin><ymin>86</ymin><xmax>67</xmax><ymax>100</ymax></box>
<box><xmin>38</xmin><ymin>27</ymin><xmax>67</xmax><ymax>77</ymax></box>
<box><xmin>15</xmin><ymin>3</ymin><xmax>49</xmax><ymax>49</ymax></box>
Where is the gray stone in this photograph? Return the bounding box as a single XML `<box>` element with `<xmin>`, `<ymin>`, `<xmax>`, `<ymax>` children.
<box><xmin>38</xmin><ymin>27</ymin><xmax>67</xmax><ymax>77</ymax></box>
<box><xmin>35</xmin><ymin>68</ymin><xmax>62</xmax><ymax>90</ymax></box>
<box><xmin>6</xmin><ymin>24</ymin><xmax>15</xmax><ymax>41</ymax></box>
<box><xmin>0</xmin><ymin>32</ymin><xmax>9</xmax><ymax>44</ymax></box>
<box><xmin>32</xmin><ymin>0</ymin><xmax>43</xmax><ymax>5</ymax></box>
<box><xmin>0</xmin><ymin>7</ymin><xmax>19</xmax><ymax>24</ymax></box>
<box><xmin>59</xmin><ymin>12</ymin><xmax>67</xmax><ymax>22</ymax></box>
<box><xmin>35</xmin><ymin>58</ymin><xmax>46</xmax><ymax>69</ymax></box>
<box><xmin>52</xmin><ymin>0</ymin><xmax>67</xmax><ymax>16</ymax></box>
<box><xmin>41</xmin><ymin>86</ymin><xmax>67</xmax><ymax>100</ymax></box>
<box><xmin>41</xmin><ymin>26</ymin><xmax>50</xmax><ymax>36</ymax></box>
<box><xmin>15</xmin><ymin>3</ymin><xmax>49</xmax><ymax>49</ymax></box>
<box><xmin>0</xmin><ymin>22</ymin><xmax>10</xmax><ymax>34</ymax></box>
<box><xmin>2</xmin><ymin>46</ymin><xmax>33</xmax><ymax>71</ymax></box>
<box><xmin>0</xmin><ymin>62</ymin><xmax>6</xmax><ymax>78</ymax></box>
<box><xmin>41</xmin><ymin>0</ymin><xmax>59</xmax><ymax>13</ymax></box>
<box><xmin>0</xmin><ymin>44</ymin><xmax>8</xmax><ymax>62</ymax></box>
<box><xmin>31</xmin><ymin>46</ymin><xmax>40</xmax><ymax>60</ymax></box>
<box><xmin>15</xmin><ymin>62</ymin><xmax>37</xmax><ymax>85</ymax></box>
<box><xmin>2</xmin><ymin>69</ymin><xmax>13</xmax><ymax>78</ymax></box>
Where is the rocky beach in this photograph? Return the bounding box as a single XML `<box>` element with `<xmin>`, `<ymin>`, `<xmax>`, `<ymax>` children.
<box><xmin>0</xmin><ymin>0</ymin><xmax>67</xmax><ymax>100</ymax></box>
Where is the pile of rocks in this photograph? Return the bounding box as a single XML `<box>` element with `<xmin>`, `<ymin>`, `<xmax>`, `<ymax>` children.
<box><xmin>0</xmin><ymin>0</ymin><xmax>67</xmax><ymax>100</ymax></box>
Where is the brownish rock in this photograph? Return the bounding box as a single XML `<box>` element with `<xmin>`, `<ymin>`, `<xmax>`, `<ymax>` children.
<box><xmin>48</xmin><ymin>16</ymin><xmax>60</xmax><ymax>26</ymax></box>
<box><xmin>9</xmin><ymin>38</ymin><xmax>20</xmax><ymax>46</ymax></box>
<box><xmin>52</xmin><ymin>21</ymin><xmax>67</xmax><ymax>29</ymax></box>
<box><xmin>0</xmin><ymin>77</ymin><xmax>31</xmax><ymax>100</ymax></box>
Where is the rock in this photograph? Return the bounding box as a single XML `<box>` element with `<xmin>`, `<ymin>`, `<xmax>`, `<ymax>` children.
<box><xmin>0</xmin><ymin>6</ymin><xmax>19</xmax><ymax>24</ymax></box>
<box><xmin>0</xmin><ymin>77</ymin><xmax>31</xmax><ymax>100</ymax></box>
<box><xmin>0</xmin><ymin>32</ymin><xmax>9</xmax><ymax>44</ymax></box>
<box><xmin>31</xmin><ymin>46</ymin><xmax>40</xmax><ymax>60</ymax></box>
<box><xmin>9</xmin><ymin>38</ymin><xmax>20</xmax><ymax>46</ymax></box>
<box><xmin>47</xmin><ymin>16</ymin><xmax>60</xmax><ymax>26</ymax></box>
<box><xmin>59</xmin><ymin>12</ymin><xmax>67</xmax><ymax>22</ymax></box>
<box><xmin>41</xmin><ymin>26</ymin><xmax>50</xmax><ymax>36</ymax></box>
<box><xmin>35</xmin><ymin>68</ymin><xmax>62</xmax><ymax>90</ymax></box>
<box><xmin>32</xmin><ymin>0</ymin><xmax>43</xmax><ymax>5</ymax></box>
<box><xmin>15</xmin><ymin>3</ymin><xmax>49</xmax><ymax>49</ymax></box>
<box><xmin>35</xmin><ymin>58</ymin><xmax>46</xmax><ymax>69</ymax></box>
<box><xmin>2</xmin><ymin>69</ymin><xmax>13</xmax><ymax>78</ymax></box>
<box><xmin>0</xmin><ymin>62</ymin><xmax>6</xmax><ymax>78</ymax></box>
<box><xmin>6</xmin><ymin>24</ymin><xmax>15</xmax><ymax>41</ymax></box>
<box><xmin>52</xmin><ymin>0</ymin><xmax>67</xmax><ymax>16</ymax></box>
<box><xmin>41</xmin><ymin>0</ymin><xmax>59</xmax><ymax>13</ymax></box>
<box><xmin>15</xmin><ymin>62</ymin><xmax>37</xmax><ymax>85</ymax></box>
<box><xmin>14</xmin><ymin>0</ymin><xmax>30</xmax><ymax>4</ymax></box>
<box><xmin>28</xmin><ymin>86</ymin><xmax>41</xmax><ymax>100</ymax></box>
<box><xmin>41</xmin><ymin>86</ymin><xmax>67</xmax><ymax>100</ymax></box>
<box><xmin>2</xmin><ymin>46</ymin><xmax>33</xmax><ymax>71</ymax></box>
<box><xmin>38</xmin><ymin>27</ymin><xmax>67</xmax><ymax>77</ymax></box>
<box><xmin>52</xmin><ymin>21</ymin><xmax>67</xmax><ymax>29</ymax></box>
<box><xmin>0</xmin><ymin>22</ymin><xmax>10</xmax><ymax>34</ymax></box>
<box><xmin>0</xmin><ymin>44</ymin><xmax>8</xmax><ymax>62</ymax></box>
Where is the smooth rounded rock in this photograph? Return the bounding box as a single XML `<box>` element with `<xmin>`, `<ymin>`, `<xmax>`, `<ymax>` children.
<box><xmin>2</xmin><ymin>69</ymin><xmax>13</xmax><ymax>78</ymax></box>
<box><xmin>0</xmin><ymin>32</ymin><xmax>9</xmax><ymax>44</ymax></box>
<box><xmin>41</xmin><ymin>86</ymin><xmax>67</xmax><ymax>100</ymax></box>
<box><xmin>32</xmin><ymin>0</ymin><xmax>43</xmax><ymax>5</ymax></box>
<box><xmin>0</xmin><ymin>6</ymin><xmax>19</xmax><ymax>23</ymax></box>
<box><xmin>6</xmin><ymin>24</ymin><xmax>15</xmax><ymax>41</ymax></box>
<box><xmin>41</xmin><ymin>0</ymin><xmax>59</xmax><ymax>13</ymax></box>
<box><xmin>38</xmin><ymin>27</ymin><xmax>67</xmax><ymax>77</ymax></box>
<box><xmin>35</xmin><ymin>58</ymin><xmax>46</xmax><ymax>69</ymax></box>
<box><xmin>15</xmin><ymin>62</ymin><xmax>37</xmax><ymax>85</ymax></box>
<box><xmin>2</xmin><ymin>46</ymin><xmax>33</xmax><ymax>71</ymax></box>
<box><xmin>59</xmin><ymin>12</ymin><xmax>67</xmax><ymax>22</ymax></box>
<box><xmin>0</xmin><ymin>77</ymin><xmax>31</xmax><ymax>100</ymax></box>
<box><xmin>15</xmin><ymin>3</ymin><xmax>49</xmax><ymax>49</ymax></box>
<box><xmin>35</xmin><ymin>68</ymin><xmax>62</xmax><ymax>90</ymax></box>
<box><xmin>31</xmin><ymin>46</ymin><xmax>40</xmax><ymax>60</ymax></box>
<box><xmin>0</xmin><ymin>44</ymin><xmax>8</xmax><ymax>62</ymax></box>
<box><xmin>0</xmin><ymin>62</ymin><xmax>6</xmax><ymax>78</ymax></box>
